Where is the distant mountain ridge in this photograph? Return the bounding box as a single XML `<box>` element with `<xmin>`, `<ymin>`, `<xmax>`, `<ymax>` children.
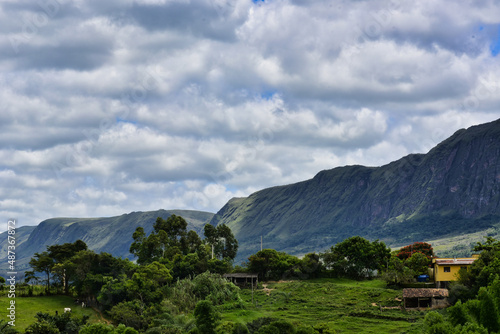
<box><xmin>0</xmin><ymin>210</ymin><xmax>214</xmax><ymax>271</ymax></box>
<box><xmin>211</xmin><ymin>118</ymin><xmax>500</xmax><ymax>262</ymax></box>
<box><xmin>3</xmin><ymin>119</ymin><xmax>500</xmax><ymax>269</ymax></box>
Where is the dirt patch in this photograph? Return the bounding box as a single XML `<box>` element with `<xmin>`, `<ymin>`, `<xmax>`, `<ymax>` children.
<box><xmin>261</xmin><ymin>284</ymin><xmax>275</xmax><ymax>296</ymax></box>
<box><xmin>371</xmin><ymin>303</ymin><xmax>401</xmax><ymax>310</ymax></box>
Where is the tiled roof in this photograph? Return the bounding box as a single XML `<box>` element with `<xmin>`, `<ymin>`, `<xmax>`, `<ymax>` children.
<box><xmin>403</xmin><ymin>288</ymin><xmax>449</xmax><ymax>298</ymax></box>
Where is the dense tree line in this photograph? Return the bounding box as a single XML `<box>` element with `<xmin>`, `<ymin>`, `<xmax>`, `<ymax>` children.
<box><xmin>244</xmin><ymin>237</ymin><xmax>391</xmax><ymax>282</ymax></box>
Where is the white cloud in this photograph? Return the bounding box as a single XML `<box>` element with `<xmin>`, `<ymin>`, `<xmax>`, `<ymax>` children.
<box><xmin>1</xmin><ymin>0</ymin><xmax>499</xmax><ymax>230</ymax></box>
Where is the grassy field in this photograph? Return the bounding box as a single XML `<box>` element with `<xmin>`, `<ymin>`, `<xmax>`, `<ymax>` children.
<box><xmin>1</xmin><ymin>279</ymin><xmax>429</xmax><ymax>333</ymax></box>
<box><xmin>221</xmin><ymin>278</ymin><xmax>426</xmax><ymax>333</ymax></box>
<box><xmin>0</xmin><ymin>294</ymin><xmax>106</xmax><ymax>332</ymax></box>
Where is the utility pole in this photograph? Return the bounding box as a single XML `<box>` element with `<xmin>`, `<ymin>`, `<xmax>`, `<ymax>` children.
<box><xmin>260</xmin><ymin>235</ymin><xmax>263</xmax><ymax>251</ymax></box>
<box><xmin>251</xmin><ymin>276</ymin><xmax>254</xmax><ymax>305</ymax></box>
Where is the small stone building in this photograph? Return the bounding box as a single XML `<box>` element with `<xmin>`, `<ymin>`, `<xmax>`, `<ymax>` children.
<box><xmin>403</xmin><ymin>288</ymin><xmax>449</xmax><ymax>309</ymax></box>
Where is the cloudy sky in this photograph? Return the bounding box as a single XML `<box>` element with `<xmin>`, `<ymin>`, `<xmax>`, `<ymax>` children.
<box><xmin>1</xmin><ymin>0</ymin><xmax>500</xmax><ymax>229</ymax></box>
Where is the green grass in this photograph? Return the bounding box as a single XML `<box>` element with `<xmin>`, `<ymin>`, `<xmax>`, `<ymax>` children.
<box><xmin>220</xmin><ymin>278</ymin><xmax>426</xmax><ymax>333</ymax></box>
<box><xmin>0</xmin><ymin>294</ymin><xmax>106</xmax><ymax>332</ymax></box>
<box><xmin>1</xmin><ymin>279</ymin><xmax>428</xmax><ymax>333</ymax></box>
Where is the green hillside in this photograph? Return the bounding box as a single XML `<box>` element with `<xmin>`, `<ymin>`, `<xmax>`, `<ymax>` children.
<box><xmin>221</xmin><ymin>278</ymin><xmax>424</xmax><ymax>333</ymax></box>
<box><xmin>0</xmin><ymin>209</ymin><xmax>214</xmax><ymax>272</ymax></box>
<box><xmin>211</xmin><ymin>118</ymin><xmax>500</xmax><ymax>262</ymax></box>
<box><xmin>0</xmin><ymin>295</ymin><xmax>104</xmax><ymax>331</ymax></box>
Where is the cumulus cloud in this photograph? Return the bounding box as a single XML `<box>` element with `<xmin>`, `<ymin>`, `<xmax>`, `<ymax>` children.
<box><xmin>1</xmin><ymin>0</ymin><xmax>500</xmax><ymax>229</ymax></box>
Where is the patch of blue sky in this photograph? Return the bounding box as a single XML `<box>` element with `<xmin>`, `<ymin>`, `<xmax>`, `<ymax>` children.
<box><xmin>252</xmin><ymin>0</ymin><xmax>265</xmax><ymax>3</ymax></box>
<box><xmin>490</xmin><ymin>25</ymin><xmax>500</xmax><ymax>56</ymax></box>
<box><xmin>260</xmin><ymin>90</ymin><xmax>277</xmax><ymax>100</ymax></box>
<box><xmin>221</xmin><ymin>185</ymin><xmax>239</xmax><ymax>193</ymax></box>
<box><xmin>116</xmin><ymin>117</ymin><xmax>138</xmax><ymax>125</ymax></box>
<box><xmin>471</xmin><ymin>23</ymin><xmax>499</xmax><ymax>57</ymax></box>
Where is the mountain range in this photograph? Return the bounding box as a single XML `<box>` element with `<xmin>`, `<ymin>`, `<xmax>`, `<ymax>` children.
<box><xmin>0</xmin><ymin>210</ymin><xmax>214</xmax><ymax>271</ymax></box>
<box><xmin>211</xmin><ymin>118</ymin><xmax>500</xmax><ymax>261</ymax></box>
<box><xmin>2</xmin><ymin>118</ymin><xmax>500</xmax><ymax>267</ymax></box>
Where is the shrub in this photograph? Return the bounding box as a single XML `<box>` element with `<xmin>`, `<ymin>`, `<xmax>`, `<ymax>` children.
<box><xmin>257</xmin><ymin>324</ymin><xmax>280</xmax><ymax>334</ymax></box>
<box><xmin>79</xmin><ymin>323</ymin><xmax>115</xmax><ymax>334</ymax></box>
<box><xmin>115</xmin><ymin>324</ymin><xmax>140</xmax><ymax>334</ymax></box>
<box><xmin>108</xmin><ymin>301</ymin><xmax>147</xmax><ymax>330</ymax></box>
<box><xmin>296</xmin><ymin>326</ymin><xmax>315</xmax><ymax>334</ymax></box>
<box><xmin>24</xmin><ymin>312</ymin><xmax>88</xmax><ymax>334</ymax></box>
<box><xmin>269</xmin><ymin>320</ymin><xmax>295</xmax><ymax>334</ymax></box>
<box><xmin>426</xmin><ymin>322</ymin><xmax>454</xmax><ymax>334</ymax></box>
<box><xmin>312</xmin><ymin>323</ymin><xmax>336</xmax><ymax>334</ymax></box>
<box><xmin>194</xmin><ymin>300</ymin><xmax>220</xmax><ymax>334</ymax></box>
<box><xmin>216</xmin><ymin>321</ymin><xmax>236</xmax><ymax>334</ymax></box>
<box><xmin>232</xmin><ymin>322</ymin><xmax>250</xmax><ymax>334</ymax></box>
<box><xmin>24</xmin><ymin>320</ymin><xmax>59</xmax><ymax>334</ymax></box>
<box><xmin>455</xmin><ymin>322</ymin><xmax>488</xmax><ymax>334</ymax></box>
<box><xmin>0</xmin><ymin>320</ymin><xmax>19</xmax><ymax>334</ymax></box>
<box><xmin>447</xmin><ymin>300</ymin><xmax>470</xmax><ymax>327</ymax></box>
<box><xmin>424</xmin><ymin>312</ymin><xmax>445</xmax><ymax>329</ymax></box>
<box><xmin>464</xmin><ymin>299</ymin><xmax>481</xmax><ymax>323</ymax></box>
<box><xmin>448</xmin><ymin>283</ymin><xmax>473</xmax><ymax>304</ymax></box>
<box><xmin>246</xmin><ymin>318</ymin><xmax>277</xmax><ymax>334</ymax></box>
<box><xmin>169</xmin><ymin>277</ymin><xmax>197</xmax><ymax>313</ymax></box>
<box><xmin>478</xmin><ymin>287</ymin><xmax>500</xmax><ymax>333</ymax></box>
<box><xmin>216</xmin><ymin>321</ymin><xmax>249</xmax><ymax>334</ymax></box>
<box><xmin>423</xmin><ymin>312</ymin><xmax>453</xmax><ymax>334</ymax></box>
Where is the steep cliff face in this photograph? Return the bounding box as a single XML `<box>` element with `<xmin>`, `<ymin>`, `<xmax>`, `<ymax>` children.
<box><xmin>211</xmin><ymin>119</ymin><xmax>500</xmax><ymax>262</ymax></box>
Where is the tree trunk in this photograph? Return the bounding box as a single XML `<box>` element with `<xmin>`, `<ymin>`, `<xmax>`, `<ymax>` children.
<box><xmin>46</xmin><ymin>271</ymin><xmax>50</xmax><ymax>295</ymax></box>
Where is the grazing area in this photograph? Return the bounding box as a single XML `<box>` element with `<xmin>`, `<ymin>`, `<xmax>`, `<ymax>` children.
<box><xmin>221</xmin><ymin>278</ymin><xmax>425</xmax><ymax>333</ymax></box>
<box><xmin>0</xmin><ymin>295</ymin><xmax>104</xmax><ymax>332</ymax></box>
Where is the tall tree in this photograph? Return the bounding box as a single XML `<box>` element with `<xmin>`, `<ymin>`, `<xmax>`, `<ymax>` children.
<box><xmin>47</xmin><ymin>240</ymin><xmax>88</xmax><ymax>294</ymax></box>
<box><xmin>405</xmin><ymin>251</ymin><xmax>431</xmax><ymax>276</ymax></box>
<box><xmin>203</xmin><ymin>224</ymin><xmax>238</xmax><ymax>262</ymax></box>
<box><xmin>396</xmin><ymin>242</ymin><xmax>433</xmax><ymax>261</ymax></box>
<box><xmin>247</xmin><ymin>249</ymin><xmax>300</xmax><ymax>281</ymax></box>
<box><xmin>130</xmin><ymin>215</ymin><xmax>191</xmax><ymax>265</ymax></box>
<box><xmin>29</xmin><ymin>251</ymin><xmax>54</xmax><ymax>294</ymax></box>
<box><xmin>47</xmin><ymin>240</ymin><xmax>87</xmax><ymax>262</ymax></box>
<box><xmin>321</xmin><ymin>236</ymin><xmax>391</xmax><ymax>280</ymax></box>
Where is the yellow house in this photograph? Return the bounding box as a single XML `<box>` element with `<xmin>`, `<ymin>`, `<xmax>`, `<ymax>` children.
<box><xmin>433</xmin><ymin>255</ymin><xmax>478</xmax><ymax>288</ymax></box>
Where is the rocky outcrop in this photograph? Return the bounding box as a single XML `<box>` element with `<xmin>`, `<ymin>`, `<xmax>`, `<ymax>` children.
<box><xmin>212</xmin><ymin>119</ymin><xmax>500</xmax><ymax>262</ymax></box>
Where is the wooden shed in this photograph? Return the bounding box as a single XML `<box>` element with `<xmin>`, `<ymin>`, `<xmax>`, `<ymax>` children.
<box><xmin>223</xmin><ymin>273</ymin><xmax>258</xmax><ymax>287</ymax></box>
<box><xmin>403</xmin><ymin>288</ymin><xmax>449</xmax><ymax>309</ymax></box>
